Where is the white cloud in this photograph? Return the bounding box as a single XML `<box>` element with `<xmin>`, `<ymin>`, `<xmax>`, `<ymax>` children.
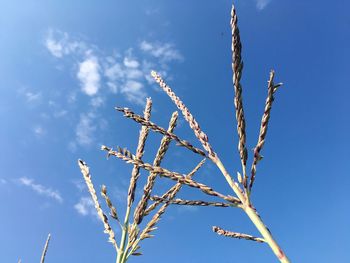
<box><xmin>74</xmin><ymin>197</ymin><xmax>96</xmax><ymax>216</ymax></box>
<box><xmin>76</xmin><ymin>112</ymin><xmax>96</xmax><ymax>146</ymax></box>
<box><xmin>33</xmin><ymin>125</ymin><xmax>46</xmax><ymax>136</ymax></box>
<box><xmin>123</xmin><ymin>56</ymin><xmax>140</xmax><ymax>68</ymax></box>
<box><xmin>25</xmin><ymin>92</ymin><xmax>42</xmax><ymax>103</ymax></box>
<box><xmin>72</xmin><ymin>179</ymin><xmax>86</xmax><ymax>192</ymax></box>
<box><xmin>105</xmin><ymin>62</ymin><xmax>124</xmax><ymax>81</ymax></box>
<box><xmin>18</xmin><ymin>177</ymin><xmax>63</xmax><ymax>203</ymax></box>
<box><xmin>45</xmin><ymin>30</ymin><xmax>84</xmax><ymax>58</ymax></box>
<box><xmin>77</xmin><ymin>54</ymin><xmax>101</xmax><ymax>96</ymax></box>
<box><xmin>45</xmin><ymin>29</ymin><xmax>183</xmax><ymax>106</ymax></box>
<box><xmin>0</xmin><ymin>178</ymin><xmax>7</xmax><ymax>184</ymax></box>
<box><xmin>256</xmin><ymin>0</ymin><xmax>272</xmax><ymax>10</ymax></box>
<box><xmin>90</xmin><ymin>97</ymin><xmax>104</xmax><ymax>108</ymax></box>
<box><xmin>53</xmin><ymin>109</ymin><xmax>68</xmax><ymax>118</ymax></box>
<box><xmin>121</xmin><ymin>80</ymin><xmax>147</xmax><ymax>105</ymax></box>
<box><xmin>140</xmin><ymin>41</ymin><xmax>183</xmax><ymax>62</ymax></box>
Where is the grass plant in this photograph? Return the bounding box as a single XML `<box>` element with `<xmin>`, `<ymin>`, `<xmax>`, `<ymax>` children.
<box><xmin>78</xmin><ymin>4</ymin><xmax>290</xmax><ymax>262</ymax></box>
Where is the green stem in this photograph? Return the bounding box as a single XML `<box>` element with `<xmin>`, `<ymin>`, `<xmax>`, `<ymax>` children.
<box><xmin>214</xmin><ymin>157</ymin><xmax>290</xmax><ymax>263</ymax></box>
<box><xmin>116</xmin><ymin>206</ymin><xmax>131</xmax><ymax>263</ymax></box>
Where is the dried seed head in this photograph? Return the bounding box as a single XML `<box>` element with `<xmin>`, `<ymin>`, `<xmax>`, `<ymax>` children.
<box><xmin>231</xmin><ymin>4</ymin><xmax>248</xmax><ymax>184</ymax></box>
<box><xmin>133</xmin><ymin>111</ymin><xmax>178</xmax><ymax>225</ymax></box>
<box><xmin>127</xmin><ymin>98</ymin><xmax>152</xmax><ymax>207</ymax></box>
<box><xmin>78</xmin><ymin>160</ymin><xmax>119</xmax><ymax>251</ymax></box>
<box><xmin>249</xmin><ymin>70</ymin><xmax>281</xmax><ymax>191</ymax></box>
<box><xmin>213</xmin><ymin>226</ymin><xmax>265</xmax><ymax>243</ymax></box>
<box><xmin>151</xmin><ymin>70</ymin><xmax>217</xmax><ymax>159</ymax></box>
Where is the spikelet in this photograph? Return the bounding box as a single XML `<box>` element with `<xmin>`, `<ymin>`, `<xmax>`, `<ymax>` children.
<box><xmin>144</xmin><ymin>158</ymin><xmax>206</xmax><ymax>215</ymax></box>
<box><xmin>127</xmin><ymin>98</ymin><xmax>152</xmax><ymax>207</ymax></box>
<box><xmin>78</xmin><ymin>160</ymin><xmax>119</xmax><ymax>251</ymax></box>
<box><xmin>213</xmin><ymin>226</ymin><xmax>265</xmax><ymax>243</ymax></box>
<box><xmin>116</xmin><ymin>107</ymin><xmax>206</xmax><ymax>156</ymax></box>
<box><xmin>151</xmin><ymin>71</ymin><xmax>216</xmax><ymax>159</ymax></box>
<box><xmin>133</xmin><ymin>111</ymin><xmax>178</xmax><ymax>225</ymax></box>
<box><xmin>101</xmin><ymin>185</ymin><xmax>120</xmax><ymax>222</ymax></box>
<box><xmin>101</xmin><ymin>146</ymin><xmax>240</xmax><ymax>204</ymax></box>
<box><xmin>249</xmin><ymin>70</ymin><xmax>282</xmax><ymax>191</ymax></box>
<box><xmin>150</xmin><ymin>196</ymin><xmax>232</xmax><ymax>207</ymax></box>
<box><xmin>231</xmin><ymin>4</ymin><xmax>249</xmax><ymax>187</ymax></box>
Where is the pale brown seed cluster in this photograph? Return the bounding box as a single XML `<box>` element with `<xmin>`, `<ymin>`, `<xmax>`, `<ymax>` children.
<box><xmin>151</xmin><ymin>71</ymin><xmax>216</xmax><ymax>159</ymax></box>
<box><xmin>144</xmin><ymin>158</ymin><xmax>206</xmax><ymax>215</ymax></box>
<box><xmin>127</xmin><ymin>98</ymin><xmax>152</xmax><ymax>207</ymax></box>
<box><xmin>231</xmin><ymin>5</ymin><xmax>248</xmax><ymax>185</ymax></box>
<box><xmin>101</xmin><ymin>185</ymin><xmax>119</xmax><ymax>222</ymax></box>
<box><xmin>102</xmin><ymin>146</ymin><xmax>240</xmax><ymax>204</ymax></box>
<box><xmin>78</xmin><ymin>160</ymin><xmax>119</xmax><ymax>251</ymax></box>
<box><xmin>116</xmin><ymin>107</ymin><xmax>206</xmax><ymax>157</ymax></box>
<box><xmin>133</xmin><ymin>111</ymin><xmax>178</xmax><ymax>225</ymax></box>
<box><xmin>40</xmin><ymin>233</ymin><xmax>51</xmax><ymax>263</ymax></box>
<box><xmin>150</xmin><ymin>196</ymin><xmax>231</xmax><ymax>207</ymax></box>
<box><xmin>249</xmin><ymin>71</ymin><xmax>281</xmax><ymax>191</ymax></box>
<box><xmin>213</xmin><ymin>226</ymin><xmax>265</xmax><ymax>243</ymax></box>
<box><xmin>129</xmin><ymin>161</ymin><xmax>207</xmax><ymax>256</ymax></box>
<box><xmin>77</xmin><ymin>4</ymin><xmax>289</xmax><ymax>262</ymax></box>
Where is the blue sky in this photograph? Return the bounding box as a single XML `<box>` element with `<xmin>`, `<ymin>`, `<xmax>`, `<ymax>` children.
<box><xmin>1</xmin><ymin>0</ymin><xmax>349</xmax><ymax>262</ymax></box>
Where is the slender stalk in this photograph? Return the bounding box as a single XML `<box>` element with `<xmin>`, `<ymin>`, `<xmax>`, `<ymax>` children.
<box><xmin>40</xmin><ymin>233</ymin><xmax>51</xmax><ymax>263</ymax></box>
<box><xmin>117</xmin><ymin>98</ymin><xmax>152</xmax><ymax>263</ymax></box>
<box><xmin>244</xmin><ymin>206</ymin><xmax>289</xmax><ymax>262</ymax></box>
<box><xmin>215</xmin><ymin>157</ymin><xmax>290</xmax><ymax>262</ymax></box>
<box><xmin>116</xmin><ymin>207</ymin><xmax>131</xmax><ymax>263</ymax></box>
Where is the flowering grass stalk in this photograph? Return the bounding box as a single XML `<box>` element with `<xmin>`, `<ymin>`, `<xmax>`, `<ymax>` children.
<box><xmin>78</xmin><ymin>3</ymin><xmax>290</xmax><ymax>262</ymax></box>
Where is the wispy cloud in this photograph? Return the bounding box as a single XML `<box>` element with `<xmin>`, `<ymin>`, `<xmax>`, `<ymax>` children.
<box><xmin>256</xmin><ymin>0</ymin><xmax>272</xmax><ymax>10</ymax></box>
<box><xmin>77</xmin><ymin>53</ymin><xmax>101</xmax><ymax>96</ymax></box>
<box><xmin>75</xmin><ymin>112</ymin><xmax>96</xmax><ymax>146</ymax></box>
<box><xmin>72</xmin><ymin>179</ymin><xmax>86</xmax><ymax>192</ymax></box>
<box><xmin>90</xmin><ymin>96</ymin><xmax>104</xmax><ymax>108</ymax></box>
<box><xmin>103</xmin><ymin>52</ymin><xmax>147</xmax><ymax>105</ymax></box>
<box><xmin>45</xmin><ymin>29</ymin><xmax>183</xmax><ymax>105</ymax></box>
<box><xmin>120</xmin><ymin>80</ymin><xmax>146</xmax><ymax>105</ymax></box>
<box><xmin>74</xmin><ymin>197</ymin><xmax>96</xmax><ymax>216</ymax></box>
<box><xmin>45</xmin><ymin>29</ymin><xmax>84</xmax><ymax>58</ymax></box>
<box><xmin>140</xmin><ymin>41</ymin><xmax>183</xmax><ymax>63</ymax></box>
<box><xmin>18</xmin><ymin>177</ymin><xmax>63</xmax><ymax>203</ymax></box>
<box><xmin>25</xmin><ymin>91</ymin><xmax>42</xmax><ymax>103</ymax></box>
<box><xmin>45</xmin><ymin>30</ymin><xmax>184</xmax><ymax>148</ymax></box>
<box><xmin>33</xmin><ymin>125</ymin><xmax>46</xmax><ymax>137</ymax></box>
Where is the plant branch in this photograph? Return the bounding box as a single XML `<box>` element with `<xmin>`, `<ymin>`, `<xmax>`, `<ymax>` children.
<box><xmin>101</xmin><ymin>145</ymin><xmax>241</xmax><ymax>205</ymax></box>
<box><xmin>144</xmin><ymin>158</ymin><xmax>206</xmax><ymax>215</ymax></box>
<box><xmin>117</xmin><ymin>98</ymin><xmax>152</xmax><ymax>263</ymax></box>
<box><xmin>249</xmin><ymin>70</ymin><xmax>282</xmax><ymax>191</ymax></box>
<box><xmin>150</xmin><ymin>196</ymin><xmax>234</xmax><ymax>207</ymax></box>
<box><xmin>78</xmin><ymin>160</ymin><xmax>119</xmax><ymax>252</ymax></box>
<box><xmin>40</xmin><ymin>233</ymin><xmax>51</xmax><ymax>263</ymax></box>
<box><xmin>213</xmin><ymin>226</ymin><xmax>265</xmax><ymax>243</ymax></box>
<box><xmin>115</xmin><ymin>107</ymin><xmax>206</xmax><ymax>157</ymax></box>
<box><xmin>231</xmin><ymin>4</ymin><xmax>249</xmax><ymax>189</ymax></box>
